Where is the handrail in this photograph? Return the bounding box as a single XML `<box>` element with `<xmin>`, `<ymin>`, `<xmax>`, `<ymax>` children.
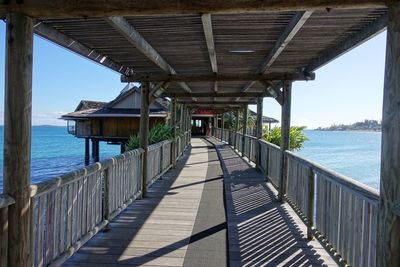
<box><xmin>212</xmin><ymin>127</ymin><xmax>379</xmax><ymax>267</ymax></box>
<box><xmin>28</xmin><ymin>133</ymin><xmax>191</xmax><ymax>267</ymax></box>
<box><xmin>30</xmin><ymin>148</ymin><xmax>144</xmax><ymax>198</ymax></box>
<box><xmin>0</xmin><ymin>193</ymin><xmax>15</xmax><ymax>209</ymax></box>
<box><xmin>284</xmin><ymin>150</ymin><xmax>379</xmax><ymax>203</ymax></box>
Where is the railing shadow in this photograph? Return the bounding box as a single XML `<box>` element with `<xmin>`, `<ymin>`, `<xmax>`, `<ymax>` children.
<box><xmin>213</xmin><ymin>140</ymin><xmax>331</xmax><ymax>266</ymax></box>
<box><xmin>63</xmin><ymin>146</ymin><xmax>195</xmax><ymax>266</ymax></box>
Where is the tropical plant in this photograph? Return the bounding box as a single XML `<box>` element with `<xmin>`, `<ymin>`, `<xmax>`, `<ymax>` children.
<box><xmin>126</xmin><ymin>123</ymin><xmax>174</xmax><ymax>150</ymax></box>
<box><xmin>222</xmin><ymin>111</ymin><xmax>256</xmax><ymax>130</ymax></box>
<box><xmin>263</xmin><ymin>126</ymin><xmax>308</xmax><ymax>151</ymax></box>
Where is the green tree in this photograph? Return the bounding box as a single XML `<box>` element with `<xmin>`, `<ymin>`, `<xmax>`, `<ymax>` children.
<box><xmin>263</xmin><ymin>126</ymin><xmax>308</xmax><ymax>151</ymax></box>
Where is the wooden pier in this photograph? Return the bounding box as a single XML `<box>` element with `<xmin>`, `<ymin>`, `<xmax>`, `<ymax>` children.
<box><xmin>1</xmin><ymin>1</ymin><xmax>399</xmax><ymax>266</ymax></box>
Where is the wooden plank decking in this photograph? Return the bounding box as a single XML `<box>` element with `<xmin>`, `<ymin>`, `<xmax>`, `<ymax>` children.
<box><xmin>207</xmin><ymin>138</ymin><xmax>337</xmax><ymax>267</ymax></box>
<box><xmin>63</xmin><ymin>137</ymin><xmax>337</xmax><ymax>267</ymax></box>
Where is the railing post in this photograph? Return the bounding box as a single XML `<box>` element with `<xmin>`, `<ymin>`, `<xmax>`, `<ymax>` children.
<box><xmin>171</xmin><ymin>98</ymin><xmax>177</xmax><ymax>167</ymax></box>
<box><xmin>235</xmin><ymin>109</ymin><xmax>240</xmax><ymax>149</ymax></box>
<box><xmin>140</xmin><ymin>82</ymin><xmax>150</xmax><ymax>197</ymax></box>
<box><xmin>256</xmin><ymin>97</ymin><xmax>263</xmax><ymax>169</ymax></box>
<box><xmin>159</xmin><ymin>143</ymin><xmax>164</xmax><ymax>178</ymax></box>
<box><xmin>103</xmin><ymin>168</ymin><xmax>111</xmax><ymax>231</ymax></box>
<box><xmin>307</xmin><ymin>166</ymin><xmax>315</xmax><ymax>240</ymax></box>
<box><xmin>3</xmin><ymin>13</ymin><xmax>33</xmax><ymax>266</ymax></box>
<box><xmin>0</xmin><ymin>206</ymin><xmax>9</xmax><ymax>267</ymax></box>
<box><xmin>242</xmin><ymin>105</ymin><xmax>248</xmax><ymax>157</ymax></box>
<box><xmin>278</xmin><ymin>81</ymin><xmax>292</xmax><ymax>202</ymax></box>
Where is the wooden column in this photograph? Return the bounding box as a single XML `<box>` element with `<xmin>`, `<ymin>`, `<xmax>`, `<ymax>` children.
<box><xmin>171</xmin><ymin>98</ymin><xmax>177</xmax><ymax>167</ymax></box>
<box><xmin>94</xmin><ymin>140</ymin><xmax>100</xmax><ymax>162</ymax></box>
<box><xmin>242</xmin><ymin>105</ymin><xmax>248</xmax><ymax>157</ymax></box>
<box><xmin>235</xmin><ymin>109</ymin><xmax>240</xmax><ymax>149</ymax></box>
<box><xmin>377</xmin><ymin>1</ymin><xmax>400</xmax><ymax>266</ymax></box>
<box><xmin>256</xmin><ymin>97</ymin><xmax>263</xmax><ymax>169</ymax></box>
<box><xmin>3</xmin><ymin>13</ymin><xmax>33</xmax><ymax>266</ymax></box>
<box><xmin>85</xmin><ymin>138</ymin><xmax>90</xmax><ymax>165</ymax></box>
<box><xmin>140</xmin><ymin>82</ymin><xmax>150</xmax><ymax>197</ymax></box>
<box><xmin>278</xmin><ymin>81</ymin><xmax>292</xmax><ymax>202</ymax></box>
<box><xmin>91</xmin><ymin>138</ymin><xmax>96</xmax><ymax>159</ymax></box>
<box><xmin>221</xmin><ymin>112</ymin><xmax>225</xmax><ymax>130</ymax></box>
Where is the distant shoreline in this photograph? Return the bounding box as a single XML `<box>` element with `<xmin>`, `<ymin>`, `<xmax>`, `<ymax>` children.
<box><xmin>313</xmin><ymin>129</ymin><xmax>381</xmax><ymax>132</ymax></box>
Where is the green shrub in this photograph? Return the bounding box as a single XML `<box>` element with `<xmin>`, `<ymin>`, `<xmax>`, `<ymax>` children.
<box><xmin>263</xmin><ymin>126</ymin><xmax>308</xmax><ymax>151</ymax></box>
<box><xmin>126</xmin><ymin>123</ymin><xmax>174</xmax><ymax>151</ymax></box>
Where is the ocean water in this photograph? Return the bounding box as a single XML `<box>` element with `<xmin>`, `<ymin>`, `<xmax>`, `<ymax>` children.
<box><xmin>297</xmin><ymin>130</ymin><xmax>381</xmax><ymax>190</ymax></box>
<box><xmin>0</xmin><ymin>127</ymin><xmax>381</xmax><ymax>191</ymax></box>
<box><xmin>0</xmin><ymin>126</ymin><xmax>120</xmax><ymax>191</ymax></box>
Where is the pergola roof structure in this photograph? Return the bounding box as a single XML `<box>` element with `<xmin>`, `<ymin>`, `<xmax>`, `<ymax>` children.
<box><xmin>3</xmin><ymin>3</ymin><xmax>386</xmax><ymax>110</ymax></box>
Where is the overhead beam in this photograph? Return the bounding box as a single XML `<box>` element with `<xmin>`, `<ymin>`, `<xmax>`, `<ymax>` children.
<box><xmin>33</xmin><ymin>21</ymin><xmax>130</xmax><ymax>75</ymax></box>
<box><xmin>261</xmin><ymin>81</ymin><xmax>283</xmax><ymax>105</ymax></box>
<box><xmin>105</xmin><ymin>16</ymin><xmax>192</xmax><ymax>94</ymax></box>
<box><xmin>201</xmin><ymin>14</ymin><xmax>218</xmax><ymax>74</ymax></box>
<box><xmin>179</xmin><ymin>101</ymin><xmax>257</xmax><ymax>105</ymax></box>
<box><xmin>242</xmin><ymin>11</ymin><xmax>313</xmax><ymax>93</ymax></box>
<box><xmin>163</xmin><ymin>92</ymin><xmax>270</xmax><ymax>98</ymax></box>
<box><xmin>122</xmin><ymin>72</ymin><xmax>315</xmax><ymax>83</ymax></box>
<box><xmin>306</xmin><ymin>13</ymin><xmax>387</xmax><ymax>72</ymax></box>
<box><xmin>0</xmin><ymin>1</ymin><xmax>386</xmax><ymax>19</ymax></box>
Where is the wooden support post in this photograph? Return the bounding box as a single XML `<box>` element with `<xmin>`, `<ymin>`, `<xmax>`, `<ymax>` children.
<box><xmin>235</xmin><ymin>109</ymin><xmax>240</xmax><ymax>149</ymax></box>
<box><xmin>307</xmin><ymin>166</ymin><xmax>315</xmax><ymax>240</ymax></box>
<box><xmin>221</xmin><ymin>112</ymin><xmax>225</xmax><ymax>131</ymax></box>
<box><xmin>94</xmin><ymin>140</ymin><xmax>100</xmax><ymax>162</ymax></box>
<box><xmin>91</xmin><ymin>138</ymin><xmax>96</xmax><ymax>159</ymax></box>
<box><xmin>120</xmin><ymin>143</ymin><xmax>126</xmax><ymax>154</ymax></box>
<box><xmin>377</xmin><ymin>1</ymin><xmax>400</xmax><ymax>266</ymax></box>
<box><xmin>278</xmin><ymin>81</ymin><xmax>292</xmax><ymax>202</ymax></box>
<box><xmin>85</xmin><ymin>138</ymin><xmax>90</xmax><ymax>165</ymax></box>
<box><xmin>3</xmin><ymin>13</ymin><xmax>33</xmax><ymax>267</ymax></box>
<box><xmin>171</xmin><ymin>98</ymin><xmax>177</xmax><ymax>167</ymax></box>
<box><xmin>140</xmin><ymin>82</ymin><xmax>150</xmax><ymax>197</ymax></box>
<box><xmin>256</xmin><ymin>97</ymin><xmax>263</xmax><ymax>169</ymax></box>
<box><xmin>242</xmin><ymin>105</ymin><xmax>248</xmax><ymax>157</ymax></box>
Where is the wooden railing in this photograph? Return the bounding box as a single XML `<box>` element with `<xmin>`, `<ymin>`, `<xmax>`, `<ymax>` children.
<box><xmin>0</xmin><ymin>194</ymin><xmax>15</xmax><ymax>267</ymax></box>
<box><xmin>213</xmin><ymin>128</ymin><xmax>379</xmax><ymax>267</ymax></box>
<box><xmin>26</xmin><ymin>132</ymin><xmax>190</xmax><ymax>267</ymax></box>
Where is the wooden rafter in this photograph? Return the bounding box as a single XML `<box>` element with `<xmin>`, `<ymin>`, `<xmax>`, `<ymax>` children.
<box><xmin>306</xmin><ymin>13</ymin><xmax>387</xmax><ymax>72</ymax></box>
<box><xmin>241</xmin><ymin>11</ymin><xmax>313</xmax><ymax>93</ymax></box>
<box><xmin>34</xmin><ymin>21</ymin><xmax>130</xmax><ymax>75</ymax></box>
<box><xmin>105</xmin><ymin>16</ymin><xmax>192</xmax><ymax>94</ymax></box>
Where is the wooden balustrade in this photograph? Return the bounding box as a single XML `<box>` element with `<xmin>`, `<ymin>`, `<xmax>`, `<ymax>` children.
<box><xmin>21</xmin><ymin>132</ymin><xmax>191</xmax><ymax>267</ymax></box>
<box><xmin>0</xmin><ymin>194</ymin><xmax>15</xmax><ymax>267</ymax></box>
<box><xmin>213</xmin><ymin>128</ymin><xmax>379</xmax><ymax>267</ymax></box>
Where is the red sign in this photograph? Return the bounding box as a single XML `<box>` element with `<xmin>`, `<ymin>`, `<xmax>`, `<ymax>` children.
<box><xmin>193</xmin><ymin>109</ymin><xmax>216</xmax><ymax>115</ymax></box>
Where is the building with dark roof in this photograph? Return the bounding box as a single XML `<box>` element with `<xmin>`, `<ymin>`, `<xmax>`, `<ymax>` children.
<box><xmin>61</xmin><ymin>84</ymin><xmax>169</xmax><ymax>164</ymax></box>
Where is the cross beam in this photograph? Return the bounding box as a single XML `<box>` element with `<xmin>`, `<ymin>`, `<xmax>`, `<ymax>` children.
<box><xmin>121</xmin><ymin>72</ymin><xmax>315</xmax><ymax>83</ymax></box>
<box><xmin>0</xmin><ymin>1</ymin><xmax>386</xmax><ymax>19</ymax></box>
<box><xmin>163</xmin><ymin>92</ymin><xmax>270</xmax><ymax>98</ymax></box>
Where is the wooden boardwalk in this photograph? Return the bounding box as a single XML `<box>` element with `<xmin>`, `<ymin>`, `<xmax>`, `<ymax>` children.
<box><xmin>63</xmin><ymin>137</ymin><xmax>337</xmax><ymax>267</ymax></box>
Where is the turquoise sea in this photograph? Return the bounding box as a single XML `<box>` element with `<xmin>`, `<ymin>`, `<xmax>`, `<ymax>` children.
<box><xmin>0</xmin><ymin>127</ymin><xmax>381</xmax><ymax>191</ymax></box>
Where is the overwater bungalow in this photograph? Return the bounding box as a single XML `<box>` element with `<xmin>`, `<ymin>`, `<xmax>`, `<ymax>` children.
<box><xmin>61</xmin><ymin>84</ymin><xmax>169</xmax><ymax>164</ymax></box>
<box><xmin>0</xmin><ymin>1</ymin><xmax>399</xmax><ymax>267</ymax></box>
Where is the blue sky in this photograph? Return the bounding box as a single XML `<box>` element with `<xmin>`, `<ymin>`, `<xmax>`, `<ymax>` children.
<box><xmin>0</xmin><ymin>21</ymin><xmax>386</xmax><ymax>128</ymax></box>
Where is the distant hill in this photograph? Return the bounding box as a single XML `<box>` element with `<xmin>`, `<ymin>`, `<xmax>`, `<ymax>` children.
<box><xmin>315</xmin><ymin>120</ymin><xmax>381</xmax><ymax>132</ymax></box>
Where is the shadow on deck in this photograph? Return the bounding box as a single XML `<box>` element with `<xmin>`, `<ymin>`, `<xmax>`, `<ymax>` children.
<box><xmin>63</xmin><ymin>138</ymin><xmax>337</xmax><ymax>267</ymax></box>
